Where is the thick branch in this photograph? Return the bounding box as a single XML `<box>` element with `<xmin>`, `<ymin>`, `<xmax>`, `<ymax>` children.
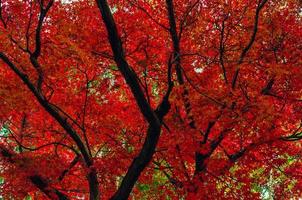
<box><xmin>166</xmin><ymin>0</ymin><xmax>196</xmax><ymax>128</ymax></box>
<box><xmin>219</xmin><ymin>17</ymin><xmax>228</xmax><ymax>83</ymax></box>
<box><xmin>0</xmin><ymin>52</ymin><xmax>99</xmax><ymax>200</ymax></box>
<box><xmin>166</xmin><ymin>0</ymin><xmax>182</xmax><ymax>84</ymax></box>
<box><xmin>261</xmin><ymin>77</ymin><xmax>275</xmax><ymax>95</ymax></box>
<box><xmin>195</xmin><ymin>128</ymin><xmax>232</xmax><ymax>174</ymax></box>
<box><xmin>32</xmin><ymin>0</ymin><xmax>54</xmax><ymax>59</ymax></box>
<box><xmin>95</xmin><ymin>0</ymin><xmax>159</xmax><ymax>126</ymax></box>
<box><xmin>58</xmin><ymin>155</ymin><xmax>80</xmax><ymax>181</ymax></box>
<box><xmin>231</xmin><ymin>0</ymin><xmax>269</xmax><ymax>89</ymax></box>
<box><xmin>96</xmin><ymin>0</ymin><xmax>173</xmax><ymax>199</ymax></box>
<box><xmin>0</xmin><ymin>146</ymin><xmax>69</xmax><ymax>200</ymax></box>
<box><xmin>0</xmin><ymin>0</ymin><xmax>7</xmax><ymax>28</ymax></box>
<box><xmin>30</xmin><ymin>0</ymin><xmax>54</xmax><ymax>92</ymax></box>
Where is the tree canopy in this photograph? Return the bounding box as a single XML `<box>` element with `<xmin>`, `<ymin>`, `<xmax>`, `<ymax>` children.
<box><xmin>0</xmin><ymin>0</ymin><xmax>301</xmax><ymax>199</ymax></box>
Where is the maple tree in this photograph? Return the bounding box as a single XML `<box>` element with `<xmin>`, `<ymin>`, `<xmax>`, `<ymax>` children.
<box><xmin>0</xmin><ymin>0</ymin><xmax>301</xmax><ymax>199</ymax></box>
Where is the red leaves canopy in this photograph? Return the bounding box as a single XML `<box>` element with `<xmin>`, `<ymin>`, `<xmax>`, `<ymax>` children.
<box><xmin>0</xmin><ymin>0</ymin><xmax>301</xmax><ymax>199</ymax></box>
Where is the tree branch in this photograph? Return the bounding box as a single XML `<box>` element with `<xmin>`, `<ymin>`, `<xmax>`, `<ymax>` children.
<box><xmin>0</xmin><ymin>145</ymin><xmax>69</xmax><ymax>200</ymax></box>
<box><xmin>0</xmin><ymin>52</ymin><xmax>100</xmax><ymax>200</ymax></box>
<box><xmin>231</xmin><ymin>0</ymin><xmax>269</xmax><ymax>89</ymax></box>
<box><xmin>96</xmin><ymin>0</ymin><xmax>173</xmax><ymax>199</ymax></box>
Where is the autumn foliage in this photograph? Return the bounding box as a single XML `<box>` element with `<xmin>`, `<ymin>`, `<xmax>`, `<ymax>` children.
<box><xmin>0</xmin><ymin>0</ymin><xmax>301</xmax><ymax>199</ymax></box>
